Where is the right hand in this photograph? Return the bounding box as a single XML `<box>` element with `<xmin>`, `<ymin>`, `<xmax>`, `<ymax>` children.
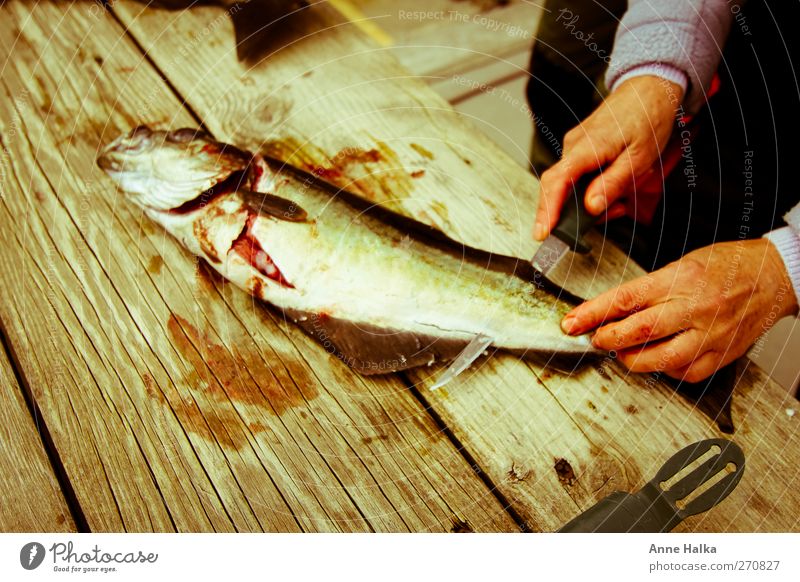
<box><xmin>533</xmin><ymin>75</ymin><xmax>684</xmax><ymax>240</ymax></box>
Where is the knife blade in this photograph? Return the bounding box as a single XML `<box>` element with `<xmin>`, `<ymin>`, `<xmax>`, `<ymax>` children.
<box><xmin>430</xmin><ymin>333</ymin><xmax>493</xmax><ymax>391</ymax></box>
<box><xmin>530</xmin><ymin>170</ymin><xmax>601</xmax><ymax>276</ymax></box>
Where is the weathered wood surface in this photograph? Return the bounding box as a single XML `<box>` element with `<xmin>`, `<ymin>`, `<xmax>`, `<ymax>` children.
<box><xmin>112</xmin><ymin>1</ymin><xmax>800</xmax><ymax>532</ymax></box>
<box><xmin>341</xmin><ymin>0</ymin><xmax>542</xmax><ymax>78</ymax></box>
<box><xmin>0</xmin><ymin>0</ymin><xmax>797</xmax><ymax>533</ymax></box>
<box><xmin>0</xmin><ymin>338</ymin><xmax>75</xmax><ymax>531</ymax></box>
<box><xmin>113</xmin><ymin>0</ymin><xmax>636</xmax><ymax>300</ymax></box>
<box><xmin>409</xmin><ymin>358</ymin><xmax>800</xmax><ymax>532</ymax></box>
<box><xmin>0</xmin><ymin>0</ymin><xmax>517</xmax><ymax>532</ymax></box>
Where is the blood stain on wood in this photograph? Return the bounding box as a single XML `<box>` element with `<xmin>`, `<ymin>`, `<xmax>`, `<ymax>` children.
<box><xmin>410</xmin><ymin>169</ymin><xmax>425</xmax><ymax>179</ymax></box>
<box><xmin>142</xmin><ymin>373</ymin><xmax>165</xmax><ymax>403</ymax></box>
<box><xmin>554</xmin><ymin>458</ymin><xmax>576</xmax><ymax>487</ymax></box>
<box><xmin>587</xmin><ymin>400</ymin><xmax>597</xmax><ymax>412</ymax></box>
<box><xmin>147</xmin><ymin>255</ymin><xmax>163</xmax><ymax>275</ymax></box>
<box><xmin>166</xmin><ymin>314</ymin><xmax>318</xmax><ymax>415</ymax></box>
<box><xmin>195</xmin><ymin>259</ymin><xmax>223</xmax><ymax>293</ymax></box>
<box><xmin>625</xmin><ymin>404</ymin><xmax>639</xmax><ymax>415</ymax></box>
<box><xmin>361</xmin><ymin>434</ymin><xmax>389</xmax><ymax>445</ymax></box>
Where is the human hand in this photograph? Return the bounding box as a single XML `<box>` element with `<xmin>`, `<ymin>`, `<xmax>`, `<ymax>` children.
<box><xmin>533</xmin><ymin>75</ymin><xmax>683</xmax><ymax>240</ymax></box>
<box><xmin>561</xmin><ymin>239</ymin><xmax>799</xmax><ymax>382</ymax></box>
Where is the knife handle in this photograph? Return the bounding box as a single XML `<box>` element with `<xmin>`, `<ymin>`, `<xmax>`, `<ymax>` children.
<box><xmin>558</xmin><ymin>438</ymin><xmax>745</xmax><ymax>533</ymax></box>
<box><xmin>551</xmin><ymin>170</ymin><xmax>602</xmax><ymax>254</ymax></box>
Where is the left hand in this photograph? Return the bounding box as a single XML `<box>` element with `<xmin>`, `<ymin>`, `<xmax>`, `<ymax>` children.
<box><xmin>561</xmin><ymin>239</ymin><xmax>799</xmax><ymax>382</ymax></box>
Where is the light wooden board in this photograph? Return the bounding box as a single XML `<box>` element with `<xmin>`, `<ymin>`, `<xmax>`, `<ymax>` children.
<box><xmin>408</xmin><ymin>358</ymin><xmax>800</xmax><ymax>532</ymax></box>
<box><xmin>112</xmin><ymin>1</ymin><xmax>800</xmax><ymax>531</ymax></box>
<box><xmin>0</xmin><ymin>0</ymin><xmax>517</xmax><ymax>532</ymax></box>
<box><xmin>0</xmin><ymin>337</ymin><xmax>75</xmax><ymax>532</ymax></box>
<box><xmin>339</xmin><ymin>0</ymin><xmax>542</xmax><ymax>78</ymax></box>
<box><xmin>112</xmin><ymin>0</ymin><xmax>637</xmax><ymax>300</ymax></box>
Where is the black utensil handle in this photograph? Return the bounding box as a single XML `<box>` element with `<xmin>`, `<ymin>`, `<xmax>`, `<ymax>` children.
<box><xmin>558</xmin><ymin>438</ymin><xmax>745</xmax><ymax>533</ymax></box>
<box><xmin>551</xmin><ymin>170</ymin><xmax>602</xmax><ymax>254</ymax></box>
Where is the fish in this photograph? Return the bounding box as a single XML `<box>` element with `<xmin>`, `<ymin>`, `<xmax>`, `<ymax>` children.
<box><xmin>97</xmin><ymin>126</ymin><xmax>598</xmax><ymax>374</ymax></box>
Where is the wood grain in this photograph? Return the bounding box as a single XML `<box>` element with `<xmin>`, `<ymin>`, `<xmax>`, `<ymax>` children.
<box><xmin>0</xmin><ymin>0</ymin><xmax>516</xmax><ymax>532</ymax></box>
<box><xmin>343</xmin><ymin>0</ymin><xmax>543</xmax><ymax>79</ymax></box>
<box><xmin>0</xmin><ymin>337</ymin><xmax>75</xmax><ymax>532</ymax></box>
<box><xmin>112</xmin><ymin>1</ymin><xmax>800</xmax><ymax>532</ymax></box>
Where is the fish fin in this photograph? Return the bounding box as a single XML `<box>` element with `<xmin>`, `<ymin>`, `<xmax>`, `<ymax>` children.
<box><xmin>667</xmin><ymin>360</ymin><xmax>739</xmax><ymax>434</ymax></box>
<box><xmin>237</xmin><ymin>189</ymin><xmax>308</xmax><ymax>222</ymax></box>
<box><xmin>284</xmin><ymin>309</ymin><xmax>470</xmax><ymax>375</ymax></box>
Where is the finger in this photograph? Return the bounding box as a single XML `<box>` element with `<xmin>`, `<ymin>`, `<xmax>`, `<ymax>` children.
<box><xmin>534</xmin><ymin>145</ymin><xmax>605</xmax><ymax>240</ymax></box>
<box><xmin>617</xmin><ymin>330</ymin><xmax>706</xmax><ymax>374</ymax></box>
<box><xmin>562</xmin><ymin>273</ymin><xmax>667</xmax><ymax>335</ymax></box>
<box><xmin>596</xmin><ymin>202</ymin><xmax>626</xmax><ymax>224</ymax></box>
<box><xmin>584</xmin><ymin>150</ymin><xmax>638</xmax><ymax>215</ymax></box>
<box><xmin>663</xmin><ymin>351</ymin><xmax>722</xmax><ymax>383</ymax></box>
<box><xmin>591</xmin><ymin>302</ymin><xmax>688</xmax><ymax>351</ymax></box>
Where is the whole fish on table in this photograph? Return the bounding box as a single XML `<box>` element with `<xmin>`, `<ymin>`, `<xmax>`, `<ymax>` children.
<box><xmin>97</xmin><ymin>126</ymin><xmax>598</xmax><ymax>374</ymax></box>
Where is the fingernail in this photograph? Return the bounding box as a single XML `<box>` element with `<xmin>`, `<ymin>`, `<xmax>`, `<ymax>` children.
<box><xmin>534</xmin><ymin>222</ymin><xmax>545</xmax><ymax>240</ymax></box>
<box><xmin>588</xmin><ymin>194</ymin><xmax>603</xmax><ymax>213</ymax></box>
<box><xmin>561</xmin><ymin>315</ymin><xmax>578</xmax><ymax>334</ymax></box>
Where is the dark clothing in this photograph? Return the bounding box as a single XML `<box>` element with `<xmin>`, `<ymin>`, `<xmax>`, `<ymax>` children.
<box><xmin>528</xmin><ymin>0</ymin><xmax>800</xmax><ymax>270</ymax></box>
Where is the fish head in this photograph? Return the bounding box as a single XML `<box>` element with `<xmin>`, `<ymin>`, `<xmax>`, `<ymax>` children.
<box><xmin>97</xmin><ymin>126</ymin><xmax>251</xmax><ymax>211</ymax></box>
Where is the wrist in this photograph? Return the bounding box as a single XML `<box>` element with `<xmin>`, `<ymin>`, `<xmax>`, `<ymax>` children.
<box><xmin>762</xmin><ymin>234</ymin><xmax>800</xmax><ymax>318</ymax></box>
<box><xmin>613</xmin><ymin>65</ymin><xmax>687</xmax><ymax>111</ymax></box>
<box><xmin>615</xmin><ymin>74</ymin><xmax>685</xmax><ymax>123</ymax></box>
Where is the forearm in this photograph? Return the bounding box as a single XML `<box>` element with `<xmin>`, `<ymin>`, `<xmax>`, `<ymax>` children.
<box><xmin>605</xmin><ymin>0</ymin><xmax>735</xmax><ymax>113</ymax></box>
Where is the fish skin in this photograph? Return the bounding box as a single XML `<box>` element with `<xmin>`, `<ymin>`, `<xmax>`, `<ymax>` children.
<box><xmin>97</xmin><ymin>126</ymin><xmax>598</xmax><ymax>374</ymax></box>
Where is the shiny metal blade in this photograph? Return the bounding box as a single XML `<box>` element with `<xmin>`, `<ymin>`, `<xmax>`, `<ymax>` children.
<box><xmin>430</xmin><ymin>333</ymin><xmax>494</xmax><ymax>391</ymax></box>
<box><xmin>530</xmin><ymin>235</ymin><xmax>569</xmax><ymax>277</ymax></box>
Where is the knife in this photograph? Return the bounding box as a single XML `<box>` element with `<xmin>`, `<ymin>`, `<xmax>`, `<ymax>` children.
<box><xmin>530</xmin><ymin>170</ymin><xmax>602</xmax><ymax>276</ymax></box>
<box><xmin>558</xmin><ymin>438</ymin><xmax>745</xmax><ymax>532</ymax></box>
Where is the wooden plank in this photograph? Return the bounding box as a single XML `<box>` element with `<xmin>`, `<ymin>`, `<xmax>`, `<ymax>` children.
<box><xmin>410</xmin><ymin>357</ymin><xmax>800</xmax><ymax>532</ymax></box>
<box><xmin>113</xmin><ymin>0</ymin><xmax>636</xmax><ymax>300</ymax></box>
<box><xmin>336</xmin><ymin>0</ymin><xmax>543</xmax><ymax>78</ymax></box>
<box><xmin>112</xmin><ymin>2</ymin><xmax>800</xmax><ymax>531</ymax></box>
<box><xmin>0</xmin><ymin>337</ymin><xmax>75</xmax><ymax>531</ymax></box>
<box><xmin>0</xmin><ymin>1</ymin><xmax>517</xmax><ymax>532</ymax></box>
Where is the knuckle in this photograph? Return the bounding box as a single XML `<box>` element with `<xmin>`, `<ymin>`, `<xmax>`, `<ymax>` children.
<box><xmin>563</xmin><ymin>129</ymin><xmax>580</xmax><ymax>149</ymax></box>
<box><xmin>613</xmin><ymin>286</ymin><xmax>641</xmax><ymax>314</ymax></box>
<box><xmin>634</xmin><ymin>320</ymin><xmax>655</xmax><ymax>343</ymax></box>
<box><xmin>682</xmin><ymin>257</ymin><xmax>706</xmax><ymax>280</ymax></box>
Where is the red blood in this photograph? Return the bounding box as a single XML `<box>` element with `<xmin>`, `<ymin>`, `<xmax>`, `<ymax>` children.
<box><xmin>231</xmin><ymin>215</ymin><xmax>294</xmax><ymax>288</ymax></box>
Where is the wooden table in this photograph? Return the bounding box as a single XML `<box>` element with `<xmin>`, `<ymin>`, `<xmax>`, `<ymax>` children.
<box><xmin>0</xmin><ymin>0</ymin><xmax>798</xmax><ymax>533</ymax></box>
